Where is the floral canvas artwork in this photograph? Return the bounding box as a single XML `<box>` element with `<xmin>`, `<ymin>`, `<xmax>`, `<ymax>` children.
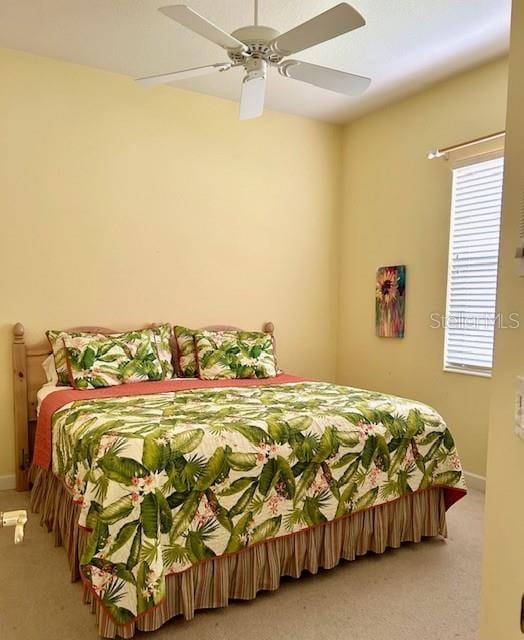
<box><xmin>376</xmin><ymin>265</ymin><xmax>406</xmax><ymax>337</ymax></box>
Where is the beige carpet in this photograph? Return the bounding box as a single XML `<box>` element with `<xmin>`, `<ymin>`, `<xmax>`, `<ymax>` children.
<box><xmin>0</xmin><ymin>488</ymin><xmax>483</xmax><ymax>640</ymax></box>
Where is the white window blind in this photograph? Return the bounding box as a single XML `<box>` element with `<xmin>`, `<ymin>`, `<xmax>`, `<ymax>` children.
<box><xmin>444</xmin><ymin>155</ymin><xmax>504</xmax><ymax>376</ymax></box>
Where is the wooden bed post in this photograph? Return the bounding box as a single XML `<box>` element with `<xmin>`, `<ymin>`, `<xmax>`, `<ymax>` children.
<box><xmin>12</xmin><ymin>323</ymin><xmax>30</xmax><ymax>491</ymax></box>
<box><xmin>262</xmin><ymin>321</ymin><xmax>274</xmax><ymax>335</ymax></box>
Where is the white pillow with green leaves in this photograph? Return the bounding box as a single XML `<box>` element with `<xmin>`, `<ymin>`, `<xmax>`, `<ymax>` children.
<box><xmin>48</xmin><ymin>324</ymin><xmax>174</xmax><ymax>388</ymax></box>
<box><xmin>195</xmin><ymin>330</ymin><xmax>277</xmax><ymax>380</ymax></box>
<box><xmin>47</xmin><ymin>329</ymin><xmax>93</xmax><ymax>386</ymax></box>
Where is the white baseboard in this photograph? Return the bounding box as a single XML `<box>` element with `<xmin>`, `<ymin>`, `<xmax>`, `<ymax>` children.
<box><xmin>0</xmin><ymin>475</ymin><xmax>16</xmax><ymax>491</ymax></box>
<box><xmin>463</xmin><ymin>471</ymin><xmax>486</xmax><ymax>493</ymax></box>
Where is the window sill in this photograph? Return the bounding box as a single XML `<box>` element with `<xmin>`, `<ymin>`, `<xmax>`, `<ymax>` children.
<box><xmin>443</xmin><ymin>366</ymin><xmax>492</xmax><ymax>379</ymax></box>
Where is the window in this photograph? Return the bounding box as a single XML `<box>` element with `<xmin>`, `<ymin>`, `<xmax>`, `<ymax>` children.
<box><xmin>443</xmin><ymin>154</ymin><xmax>504</xmax><ymax>376</ymax></box>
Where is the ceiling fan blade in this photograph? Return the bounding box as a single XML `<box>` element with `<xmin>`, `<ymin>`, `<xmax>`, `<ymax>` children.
<box><xmin>159</xmin><ymin>5</ymin><xmax>247</xmax><ymax>52</ymax></box>
<box><xmin>136</xmin><ymin>62</ymin><xmax>231</xmax><ymax>87</ymax></box>
<box><xmin>239</xmin><ymin>75</ymin><xmax>266</xmax><ymax>120</ymax></box>
<box><xmin>270</xmin><ymin>3</ymin><xmax>365</xmax><ymax>56</ymax></box>
<box><xmin>279</xmin><ymin>60</ymin><xmax>370</xmax><ymax>96</ymax></box>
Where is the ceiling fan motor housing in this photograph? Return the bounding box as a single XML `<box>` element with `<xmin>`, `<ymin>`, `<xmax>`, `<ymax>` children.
<box><xmin>228</xmin><ymin>26</ymin><xmax>283</xmax><ymax>64</ymax></box>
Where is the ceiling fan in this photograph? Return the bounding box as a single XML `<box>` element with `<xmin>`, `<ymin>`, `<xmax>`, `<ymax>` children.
<box><xmin>136</xmin><ymin>1</ymin><xmax>371</xmax><ymax>120</ymax></box>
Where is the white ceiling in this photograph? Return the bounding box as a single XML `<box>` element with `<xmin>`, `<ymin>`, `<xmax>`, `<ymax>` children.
<box><xmin>0</xmin><ymin>0</ymin><xmax>511</xmax><ymax>123</ymax></box>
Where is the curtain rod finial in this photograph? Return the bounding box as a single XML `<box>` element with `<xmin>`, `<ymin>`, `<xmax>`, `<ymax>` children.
<box><xmin>427</xmin><ymin>150</ymin><xmax>446</xmax><ymax>160</ymax></box>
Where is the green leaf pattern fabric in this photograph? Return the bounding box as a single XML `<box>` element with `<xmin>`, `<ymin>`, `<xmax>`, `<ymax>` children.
<box><xmin>174</xmin><ymin>326</ymin><xmax>198</xmax><ymax>377</ymax></box>
<box><xmin>62</xmin><ymin>325</ymin><xmax>174</xmax><ymax>389</ymax></box>
<box><xmin>52</xmin><ymin>382</ymin><xmax>465</xmax><ymax>623</ymax></box>
<box><xmin>48</xmin><ymin>325</ymin><xmax>174</xmax><ymax>387</ymax></box>
<box><xmin>150</xmin><ymin>324</ymin><xmax>175</xmax><ymax>379</ymax></box>
<box><xmin>47</xmin><ymin>329</ymin><xmax>90</xmax><ymax>386</ymax></box>
<box><xmin>195</xmin><ymin>330</ymin><xmax>277</xmax><ymax>380</ymax></box>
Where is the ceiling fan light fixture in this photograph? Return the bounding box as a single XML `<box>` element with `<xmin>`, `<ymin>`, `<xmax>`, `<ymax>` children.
<box><xmin>244</xmin><ymin>57</ymin><xmax>267</xmax><ymax>81</ymax></box>
<box><xmin>240</xmin><ymin>74</ymin><xmax>266</xmax><ymax>120</ymax></box>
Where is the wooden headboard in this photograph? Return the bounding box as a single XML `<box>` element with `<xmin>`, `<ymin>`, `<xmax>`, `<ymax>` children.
<box><xmin>12</xmin><ymin>321</ymin><xmax>275</xmax><ymax>491</ymax></box>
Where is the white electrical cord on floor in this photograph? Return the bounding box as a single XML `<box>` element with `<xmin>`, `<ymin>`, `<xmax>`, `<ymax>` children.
<box><xmin>0</xmin><ymin>510</ymin><xmax>27</xmax><ymax>544</ymax></box>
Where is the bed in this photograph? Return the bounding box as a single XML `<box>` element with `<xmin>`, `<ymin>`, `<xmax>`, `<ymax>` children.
<box><xmin>12</xmin><ymin>322</ymin><xmax>467</xmax><ymax>639</ymax></box>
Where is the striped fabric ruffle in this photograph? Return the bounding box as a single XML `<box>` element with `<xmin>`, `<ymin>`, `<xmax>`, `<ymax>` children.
<box><xmin>30</xmin><ymin>466</ymin><xmax>447</xmax><ymax>639</ymax></box>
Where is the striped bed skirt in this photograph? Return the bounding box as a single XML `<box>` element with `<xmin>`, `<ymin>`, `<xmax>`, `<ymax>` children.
<box><xmin>30</xmin><ymin>466</ymin><xmax>448</xmax><ymax>639</ymax></box>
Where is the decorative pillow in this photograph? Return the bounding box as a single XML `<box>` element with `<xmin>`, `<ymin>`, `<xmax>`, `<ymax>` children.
<box><xmin>48</xmin><ymin>325</ymin><xmax>175</xmax><ymax>388</ymax></box>
<box><xmin>47</xmin><ymin>329</ymin><xmax>89</xmax><ymax>385</ymax></box>
<box><xmin>150</xmin><ymin>324</ymin><xmax>176</xmax><ymax>379</ymax></box>
<box><xmin>174</xmin><ymin>325</ymin><xmax>198</xmax><ymax>377</ymax></box>
<box><xmin>194</xmin><ymin>330</ymin><xmax>277</xmax><ymax>380</ymax></box>
<box><xmin>63</xmin><ymin>325</ymin><xmax>174</xmax><ymax>389</ymax></box>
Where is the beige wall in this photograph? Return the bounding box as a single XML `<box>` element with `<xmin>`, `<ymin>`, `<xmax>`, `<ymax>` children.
<box><xmin>481</xmin><ymin>1</ymin><xmax>524</xmax><ymax>636</ymax></box>
<box><xmin>337</xmin><ymin>57</ymin><xmax>508</xmax><ymax>477</ymax></box>
<box><xmin>0</xmin><ymin>46</ymin><xmax>511</xmax><ymax>485</ymax></box>
<box><xmin>0</xmin><ymin>47</ymin><xmax>342</xmax><ymax>480</ymax></box>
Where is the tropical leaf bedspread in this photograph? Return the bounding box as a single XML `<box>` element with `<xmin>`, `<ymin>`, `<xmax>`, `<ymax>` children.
<box><xmin>50</xmin><ymin>381</ymin><xmax>466</xmax><ymax>624</ymax></box>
